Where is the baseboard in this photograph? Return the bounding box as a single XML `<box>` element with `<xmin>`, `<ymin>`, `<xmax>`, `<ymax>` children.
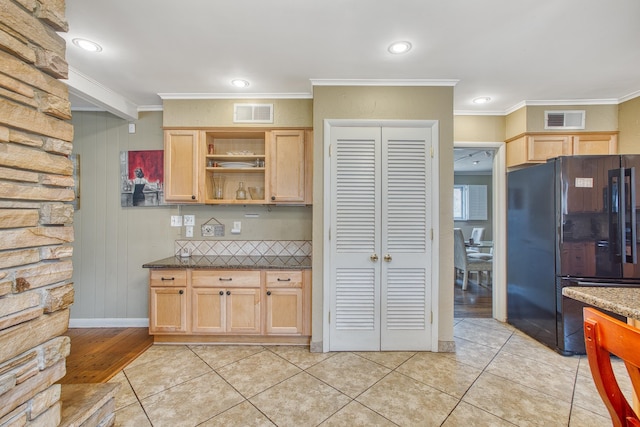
<box><xmin>438</xmin><ymin>340</ymin><xmax>456</xmax><ymax>353</ymax></box>
<box><xmin>68</xmin><ymin>318</ymin><xmax>149</xmax><ymax>328</ymax></box>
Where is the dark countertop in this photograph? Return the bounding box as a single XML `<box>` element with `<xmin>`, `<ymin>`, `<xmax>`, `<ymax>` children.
<box><xmin>143</xmin><ymin>255</ymin><xmax>312</xmax><ymax>270</ymax></box>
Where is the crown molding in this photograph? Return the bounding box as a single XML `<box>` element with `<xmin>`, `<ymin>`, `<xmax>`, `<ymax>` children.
<box><xmin>454</xmin><ymin>110</ymin><xmax>508</xmax><ymax>116</ymax></box>
<box><xmin>310</xmin><ymin>78</ymin><xmax>459</xmax><ymax>87</ymax></box>
<box><xmin>460</xmin><ymin>97</ymin><xmax>629</xmax><ymax>117</ymax></box>
<box><xmin>138</xmin><ymin>105</ymin><xmax>164</xmax><ymax>111</ymax></box>
<box><xmin>158</xmin><ymin>93</ymin><xmax>312</xmax><ymax>100</ymax></box>
<box><xmin>523</xmin><ymin>98</ymin><xmax>619</xmax><ymax>106</ymax></box>
<box><xmin>619</xmin><ymin>89</ymin><xmax>640</xmax><ymax>103</ymax></box>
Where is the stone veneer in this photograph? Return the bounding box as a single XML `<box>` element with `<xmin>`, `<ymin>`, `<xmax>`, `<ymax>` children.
<box><xmin>0</xmin><ymin>1</ymin><xmax>116</xmax><ymax>426</ymax></box>
<box><xmin>175</xmin><ymin>240</ymin><xmax>312</xmax><ymax>257</ymax></box>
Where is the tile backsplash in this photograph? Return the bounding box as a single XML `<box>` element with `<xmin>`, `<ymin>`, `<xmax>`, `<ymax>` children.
<box><xmin>175</xmin><ymin>240</ymin><xmax>312</xmax><ymax>257</ymax></box>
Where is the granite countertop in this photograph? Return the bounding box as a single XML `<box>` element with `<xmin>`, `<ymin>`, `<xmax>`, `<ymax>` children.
<box><xmin>143</xmin><ymin>255</ymin><xmax>312</xmax><ymax>270</ymax></box>
<box><xmin>562</xmin><ymin>286</ymin><xmax>640</xmax><ymax>321</ymax></box>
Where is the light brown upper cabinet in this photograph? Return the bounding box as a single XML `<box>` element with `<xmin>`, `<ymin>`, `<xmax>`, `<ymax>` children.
<box><xmin>163</xmin><ymin>128</ymin><xmax>312</xmax><ymax>205</ymax></box>
<box><xmin>164</xmin><ymin>130</ymin><xmax>201</xmax><ymax>203</ymax></box>
<box><xmin>506</xmin><ymin>132</ymin><xmax>618</xmax><ymax>168</ymax></box>
<box><xmin>572</xmin><ymin>133</ymin><xmax>618</xmax><ymax>155</ymax></box>
<box><xmin>269</xmin><ymin>130</ymin><xmax>306</xmax><ymax>204</ymax></box>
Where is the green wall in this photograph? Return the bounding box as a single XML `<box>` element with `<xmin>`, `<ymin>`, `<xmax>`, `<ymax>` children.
<box><xmin>70</xmin><ymin>110</ymin><xmax>311</xmax><ymax>322</ymax></box>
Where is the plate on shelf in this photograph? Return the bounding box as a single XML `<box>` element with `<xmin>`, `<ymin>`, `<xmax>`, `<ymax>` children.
<box><xmin>217</xmin><ymin>161</ymin><xmax>256</xmax><ymax>168</ymax></box>
<box><xmin>225</xmin><ymin>151</ymin><xmax>254</xmax><ymax>155</ymax></box>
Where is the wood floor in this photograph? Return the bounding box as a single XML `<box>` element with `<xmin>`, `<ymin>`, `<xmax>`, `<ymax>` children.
<box><xmin>454</xmin><ymin>277</ymin><xmax>493</xmax><ymax>318</ymax></box>
<box><xmin>58</xmin><ymin>327</ymin><xmax>153</xmax><ymax>384</ymax></box>
<box><xmin>57</xmin><ymin>285</ymin><xmax>488</xmax><ymax>385</ymax></box>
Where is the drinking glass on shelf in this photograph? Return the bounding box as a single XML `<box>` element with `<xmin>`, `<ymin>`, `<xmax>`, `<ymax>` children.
<box><xmin>212</xmin><ymin>176</ymin><xmax>225</xmax><ymax>199</ymax></box>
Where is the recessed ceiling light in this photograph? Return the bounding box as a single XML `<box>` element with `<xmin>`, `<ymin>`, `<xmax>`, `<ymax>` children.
<box><xmin>473</xmin><ymin>160</ymin><xmax>480</xmax><ymax>165</ymax></box>
<box><xmin>388</xmin><ymin>41</ymin><xmax>412</xmax><ymax>54</ymax></box>
<box><xmin>231</xmin><ymin>79</ymin><xmax>250</xmax><ymax>88</ymax></box>
<box><xmin>72</xmin><ymin>38</ymin><xmax>102</xmax><ymax>52</ymax></box>
<box><xmin>473</xmin><ymin>96</ymin><xmax>492</xmax><ymax>104</ymax></box>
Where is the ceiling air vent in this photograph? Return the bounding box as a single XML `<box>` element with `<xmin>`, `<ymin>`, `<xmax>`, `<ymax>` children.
<box><xmin>233</xmin><ymin>103</ymin><xmax>273</xmax><ymax>123</ymax></box>
<box><xmin>544</xmin><ymin>110</ymin><xmax>585</xmax><ymax>130</ymax></box>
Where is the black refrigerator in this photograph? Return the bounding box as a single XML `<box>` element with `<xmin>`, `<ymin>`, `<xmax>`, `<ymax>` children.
<box><xmin>507</xmin><ymin>155</ymin><xmax>640</xmax><ymax>355</ymax></box>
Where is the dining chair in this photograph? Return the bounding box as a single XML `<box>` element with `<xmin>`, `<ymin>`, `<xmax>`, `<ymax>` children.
<box><xmin>454</xmin><ymin>228</ymin><xmax>492</xmax><ymax>290</ymax></box>
<box><xmin>583</xmin><ymin>307</ymin><xmax>640</xmax><ymax>427</ymax></box>
<box><xmin>466</xmin><ymin>227</ymin><xmax>485</xmax><ymax>253</ymax></box>
<box><xmin>470</xmin><ymin>227</ymin><xmax>484</xmax><ymax>243</ymax></box>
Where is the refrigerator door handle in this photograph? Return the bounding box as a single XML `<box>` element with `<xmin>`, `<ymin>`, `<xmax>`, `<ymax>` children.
<box><xmin>619</xmin><ymin>167</ymin><xmax>628</xmax><ymax>264</ymax></box>
<box><xmin>608</xmin><ymin>168</ymin><xmax>624</xmax><ymax>263</ymax></box>
<box><xmin>625</xmin><ymin>167</ymin><xmax>637</xmax><ymax>264</ymax></box>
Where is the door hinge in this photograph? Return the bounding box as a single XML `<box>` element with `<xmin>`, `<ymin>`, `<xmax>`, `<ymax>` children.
<box><xmin>328</xmin><ymin>227</ymin><xmax>331</xmax><ymax>240</ymax></box>
<box><xmin>430</xmin><ymin>311</ymin><xmax>433</xmax><ymax>323</ymax></box>
<box><xmin>430</xmin><ymin>146</ymin><xmax>434</xmax><ymax>158</ymax></box>
<box><xmin>329</xmin><ymin>144</ymin><xmax>332</xmax><ymax>157</ymax></box>
<box><xmin>328</xmin><ymin>311</ymin><xmax>330</xmax><ymax>324</ymax></box>
<box><xmin>430</xmin><ymin>229</ymin><xmax>433</xmax><ymax>240</ymax></box>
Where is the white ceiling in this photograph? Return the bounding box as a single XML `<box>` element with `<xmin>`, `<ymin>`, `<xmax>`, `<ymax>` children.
<box><xmin>454</xmin><ymin>148</ymin><xmax>495</xmax><ymax>173</ymax></box>
<box><xmin>62</xmin><ymin>0</ymin><xmax>640</xmax><ymax>119</ymax></box>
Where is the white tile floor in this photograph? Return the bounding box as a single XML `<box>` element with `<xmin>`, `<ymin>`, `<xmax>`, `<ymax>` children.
<box><xmin>109</xmin><ymin>318</ymin><xmax>630</xmax><ymax>426</ymax></box>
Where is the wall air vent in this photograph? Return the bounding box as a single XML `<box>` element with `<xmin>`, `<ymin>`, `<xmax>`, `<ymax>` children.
<box><xmin>233</xmin><ymin>103</ymin><xmax>274</xmax><ymax>123</ymax></box>
<box><xmin>544</xmin><ymin>110</ymin><xmax>585</xmax><ymax>130</ymax></box>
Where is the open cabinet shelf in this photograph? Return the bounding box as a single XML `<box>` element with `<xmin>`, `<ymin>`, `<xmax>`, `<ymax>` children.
<box><xmin>204</xmin><ymin>131</ymin><xmax>267</xmax><ymax>204</ymax></box>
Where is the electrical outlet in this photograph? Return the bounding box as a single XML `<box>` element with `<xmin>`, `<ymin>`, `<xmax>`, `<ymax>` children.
<box><xmin>185</xmin><ymin>226</ymin><xmax>194</xmax><ymax>237</ymax></box>
<box><xmin>231</xmin><ymin>221</ymin><xmax>241</xmax><ymax>234</ymax></box>
<box><xmin>183</xmin><ymin>215</ymin><xmax>195</xmax><ymax>226</ymax></box>
<box><xmin>170</xmin><ymin>215</ymin><xmax>182</xmax><ymax>227</ymax></box>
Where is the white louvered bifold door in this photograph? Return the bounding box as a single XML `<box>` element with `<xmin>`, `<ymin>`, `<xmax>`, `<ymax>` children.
<box><xmin>329</xmin><ymin>125</ymin><xmax>433</xmax><ymax>351</ymax></box>
<box><xmin>380</xmin><ymin>127</ymin><xmax>432</xmax><ymax>350</ymax></box>
<box><xmin>329</xmin><ymin>127</ymin><xmax>381</xmax><ymax>351</ymax></box>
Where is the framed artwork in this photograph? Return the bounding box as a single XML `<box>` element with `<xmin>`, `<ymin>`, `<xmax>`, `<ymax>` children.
<box><xmin>70</xmin><ymin>154</ymin><xmax>80</xmax><ymax>210</ymax></box>
<box><xmin>120</xmin><ymin>150</ymin><xmax>166</xmax><ymax>207</ymax></box>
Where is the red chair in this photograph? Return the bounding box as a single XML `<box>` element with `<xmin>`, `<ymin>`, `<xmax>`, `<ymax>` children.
<box><xmin>583</xmin><ymin>307</ymin><xmax>640</xmax><ymax>427</ymax></box>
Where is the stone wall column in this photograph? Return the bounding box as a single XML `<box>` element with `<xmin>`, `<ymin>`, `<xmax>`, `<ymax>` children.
<box><xmin>0</xmin><ymin>0</ymin><xmax>75</xmax><ymax>425</ymax></box>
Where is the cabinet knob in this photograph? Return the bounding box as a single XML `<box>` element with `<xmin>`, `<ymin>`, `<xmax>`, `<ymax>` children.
<box><xmin>226</xmin><ymin>290</ymin><xmax>231</xmax><ymax>295</ymax></box>
<box><xmin>179</xmin><ymin>290</ymin><xmax>184</xmax><ymax>294</ymax></box>
<box><xmin>219</xmin><ymin>290</ymin><xmax>224</xmax><ymax>295</ymax></box>
<box><xmin>266</xmin><ymin>291</ymin><xmax>272</xmax><ymax>296</ymax></box>
<box><xmin>370</xmin><ymin>254</ymin><xmax>379</xmax><ymax>262</ymax></box>
<box><xmin>271</xmin><ymin>196</ymin><xmax>276</xmax><ymax>201</ymax></box>
<box><xmin>191</xmin><ymin>195</ymin><xmax>196</xmax><ymax>200</ymax></box>
<box><xmin>384</xmin><ymin>254</ymin><xmax>392</xmax><ymax>262</ymax></box>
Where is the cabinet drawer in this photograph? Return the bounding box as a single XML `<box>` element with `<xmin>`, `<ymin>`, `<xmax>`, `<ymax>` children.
<box><xmin>150</xmin><ymin>269</ymin><xmax>187</xmax><ymax>287</ymax></box>
<box><xmin>265</xmin><ymin>270</ymin><xmax>303</xmax><ymax>288</ymax></box>
<box><xmin>192</xmin><ymin>270</ymin><xmax>260</xmax><ymax>287</ymax></box>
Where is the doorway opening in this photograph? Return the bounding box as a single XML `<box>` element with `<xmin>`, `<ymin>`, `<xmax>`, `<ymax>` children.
<box><xmin>453</xmin><ymin>142</ymin><xmax>507</xmax><ymax>320</ymax></box>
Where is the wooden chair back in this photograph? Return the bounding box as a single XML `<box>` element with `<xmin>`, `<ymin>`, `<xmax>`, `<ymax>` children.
<box><xmin>583</xmin><ymin>307</ymin><xmax>640</xmax><ymax>427</ymax></box>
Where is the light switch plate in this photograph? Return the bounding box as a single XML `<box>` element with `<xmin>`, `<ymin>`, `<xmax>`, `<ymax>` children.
<box><xmin>185</xmin><ymin>226</ymin><xmax>194</xmax><ymax>237</ymax></box>
<box><xmin>183</xmin><ymin>215</ymin><xmax>195</xmax><ymax>226</ymax></box>
<box><xmin>170</xmin><ymin>215</ymin><xmax>182</xmax><ymax>227</ymax></box>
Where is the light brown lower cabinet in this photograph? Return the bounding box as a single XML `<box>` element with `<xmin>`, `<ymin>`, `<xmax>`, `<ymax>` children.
<box><xmin>191</xmin><ymin>270</ymin><xmax>261</xmax><ymax>334</ymax></box>
<box><xmin>149</xmin><ymin>268</ymin><xmax>311</xmax><ymax>342</ymax></box>
<box><xmin>265</xmin><ymin>271</ymin><xmax>303</xmax><ymax>335</ymax></box>
<box><xmin>149</xmin><ymin>269</ymin><xmax>188</xmax><ymax>333</ymax></box>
